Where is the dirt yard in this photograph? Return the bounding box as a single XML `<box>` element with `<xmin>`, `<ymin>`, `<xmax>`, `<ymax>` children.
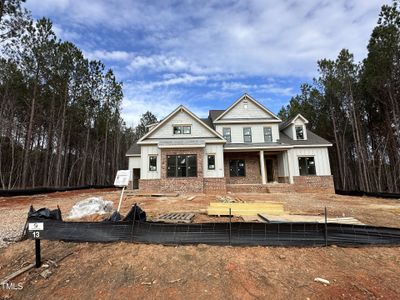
<box><xmin>0</xmin><ymin>189</ymin><xmax>399</xmax><ymax>299</ymax></box>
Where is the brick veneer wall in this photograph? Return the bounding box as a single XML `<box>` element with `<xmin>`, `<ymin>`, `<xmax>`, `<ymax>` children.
<box><xmin>293</xmin><ymin>175</ymin><xmax>335</xmax><ymax>193</ymax></box>
<box><xmin>139</xmin><ymin>148</ymin><xmax>226</xmax><ymax>193</ymax></box>
<box><xmin>203</xmin><ymin>178</ymin><xmax>226</xmax><ymax>194</ymax></box>
<box><xmin>224</xmin><ymin>152</ymin><xmax>262</xmax><ymax>184</ymax></box>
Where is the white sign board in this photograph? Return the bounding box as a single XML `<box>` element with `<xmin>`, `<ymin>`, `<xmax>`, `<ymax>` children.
<box><xmin>114</xmin><ymin>170</ymin><xmax>130</xmax><ymax>187</ymax></box>
<box><xmin>28</xmin><ymin>222</ymin><xmax>44</xmax><ymax>231</ymax></box>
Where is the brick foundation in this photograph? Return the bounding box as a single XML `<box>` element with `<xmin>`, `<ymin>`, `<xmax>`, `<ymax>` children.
<box><xmin>139</xmin><ymin>148</ymin><xmax>227</xmax><ymax>194</ymax></box>
<box><xmin>293</xmin><ymin>175</ymin><xmax>335</xmax><ymax>193</ymax></box>
<box><xmin>203</xmin><ymin>178</ymin><xmax>226</xmax><ymax>194</ymax></box>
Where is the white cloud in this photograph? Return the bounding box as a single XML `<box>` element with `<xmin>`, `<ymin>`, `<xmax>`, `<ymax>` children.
<box><xmin>26</xmin><ymin>0</ymin><xmax>391</xmax><ymax>77</ymax></box>
<box><xmin>85</xmin><ymin>50</ymin><xmax>132</xmax><ymax>61</ymax></box>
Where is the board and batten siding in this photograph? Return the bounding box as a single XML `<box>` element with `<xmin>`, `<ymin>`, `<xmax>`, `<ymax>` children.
<box><xmin>128</xmin><ymin>156</ymin><xmax>141</xmax><ymax>180</ymax></box>
<box><xmin>203</xmin><ymin>144</ymin><xmax>224</xmax><ymax>178</ymax></box>
<box><xmin>140</xmin><ymin>145</ymin><xmax>161</xmax><ymax>179</ymax></box>
<box><xmin>149</xmin><ymin>110</ymin><xmax>215</xmax><ymax>139</ymax></box>
<box><xmin>215</xmin><ymin>124</ymin><xmax>280</xmax><ymax>143</ymax></box>
<box><xmin>220</xmin><ymin>98</ymin><xmax>275</xmax><ymax>119</ymax></box>
<box><xmin>288</xmin><ymin>147</ymin><xmax>331</xmax><ymax>176</ymax></box>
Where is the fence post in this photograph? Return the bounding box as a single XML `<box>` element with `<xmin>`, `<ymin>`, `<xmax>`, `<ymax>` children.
<box><xmin>229</xmin><ymin>208</ymin><xmax>232</xmax><ymax>246</ymax></box>
<box><xmin>324</xmin><ymin>207</ymin><xmax>328</xmax><ymax>247</ymax></box>
<box><xmin>35</xmin><ymin>239</ymin><xmax>41</xmax><ymax>268</ymax></box>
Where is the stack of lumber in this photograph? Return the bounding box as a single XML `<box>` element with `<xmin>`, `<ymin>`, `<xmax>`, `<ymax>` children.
<box><xmin>207</xmin><ymin>202</ymin><xmax>284</xmax><ymax>216</ymax></box>
<box><xmin>258</xmin><ymin>214</ymin><xmax>364</xmax><ymax>225</ymax></box>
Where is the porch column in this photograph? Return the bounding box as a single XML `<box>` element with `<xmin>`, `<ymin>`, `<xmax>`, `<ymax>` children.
<box><xmin>259</xmin><ymin>150</ymin><xmax>266</xmax><ymax>184</ymax></box>
<box><xmin>286</xmin><ymin>151</ymin><xmax>294</xmax><ymax>184</ymax></box>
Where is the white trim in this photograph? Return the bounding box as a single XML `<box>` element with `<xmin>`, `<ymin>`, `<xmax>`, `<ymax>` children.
<box><xmin>138</xmin><ymin>105</ymin><xmax>225</xmax><ymax>142</ymax></box>
<box><xmin>158</xmin><ymin>144</ymin><xmax>205</xmax><ymax>149</ymax></box>
<box><xmin>214</xmin><ymin>94</ymin><xmax>282</xmax><ymax>122</ymax></box>
<box><xmin>126</xmin><ymin>154</ymin><xmax>141</xmax><ymax>157</ymax></box>
<box><xmin>213</xmin><ymin>119</ymin><xmax>281</xmax><ymax>124</ymax></box>
<box><xmin>280</xmin><ymin>113</ymin><xmax>309</xmax><ymax>130</ymax></box>
<box><xmin>292</xmin><ymin>144</ymin><xmax>332</xmax><ymax>148</ymax></box>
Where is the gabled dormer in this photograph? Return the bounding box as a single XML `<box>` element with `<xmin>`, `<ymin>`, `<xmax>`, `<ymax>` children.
<box><xmin>279</xmin><ymin>114</ymin><xmax>309</xmax><ymax>141</ymax></box>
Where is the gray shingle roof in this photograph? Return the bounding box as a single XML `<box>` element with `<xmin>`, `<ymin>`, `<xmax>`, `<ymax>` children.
<box><xmin>126</xmin><ymin>143</ymin><xmax>141</xmax><ymax>155</ymax></box>
<box><xmin>208</xmin><ymin>110</ymin><xmax>225</xmax><ymax>122</ymax></box>
<box><xmin>279</xmin><ymin>115</ymin><xmax>297</xmax><ymax>130</ymax></box>
<box><xmin>279</xmin><ymin>131</ymin><xmax>331</xmax><ymax>145</ymax></box>
<box><xmin>200</xmin><ymin>117</ymin><xmax>214</xmax><ymax>129</ymax></box>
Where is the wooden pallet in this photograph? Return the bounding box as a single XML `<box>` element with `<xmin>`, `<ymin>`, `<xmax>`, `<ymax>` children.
<box><xmin>152</xmin><ymin>213</ymin><xmax>195</xmax><ymax>223</ymax></box>
<box><xmin>207</xmin><ymin>202</ymin><xmax>284</xmax><ymax>216</ymax></box>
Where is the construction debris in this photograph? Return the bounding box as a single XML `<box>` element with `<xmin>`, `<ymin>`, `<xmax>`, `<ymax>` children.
<box><xmin>258</xmin><ymin>214</ymin><xmax>364</xmax><ymax>225</ymax></box>
<box><xmin>314</xmin><ymin>277</ymin><xmax>330</xmax><ymax>285</ymax></box>
<box><xmin>207</xmin><ymin>202</ymin><xmax>284</xmax><ymax>216</ymax></box>
<box><xmin>68</xmin><ymin>197</ymin><xmax>113</xmax><ymax>219</ymax></box>
<box><xmin>152</xmin><ymin>213</ymin><xmax>195</xmax><ymax>223</ymax></box>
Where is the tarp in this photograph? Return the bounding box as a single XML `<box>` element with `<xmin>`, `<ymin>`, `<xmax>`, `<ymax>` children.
<box><xmin>26</xmin><ymin>205</ymin><xmax>400</xmax><ymax>247</ymax></box>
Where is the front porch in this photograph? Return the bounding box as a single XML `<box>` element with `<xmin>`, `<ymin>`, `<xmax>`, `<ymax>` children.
<box><xmin>224</xmin><ymin>150</ymin><xmax>293</xmax><ymax>186</ymax></box>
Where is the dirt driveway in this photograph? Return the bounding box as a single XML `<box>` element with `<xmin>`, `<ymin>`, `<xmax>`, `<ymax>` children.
<box><xmin>0</xmin><ymin>190</ymin><xmax>399</xmax><ymax>299</ymax></box>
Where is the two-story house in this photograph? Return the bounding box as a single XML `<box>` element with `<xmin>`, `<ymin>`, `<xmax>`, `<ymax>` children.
<box><xmin>126</xmin><ymin>94</ymin><xmax>334</xmax><ymax>193</ymax></box>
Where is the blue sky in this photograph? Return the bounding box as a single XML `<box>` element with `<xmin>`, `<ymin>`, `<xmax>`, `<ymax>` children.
<box><xmin>25</xmin><ymin>0</ymin><xmax>389</xmax><ymax>126</ymax></box>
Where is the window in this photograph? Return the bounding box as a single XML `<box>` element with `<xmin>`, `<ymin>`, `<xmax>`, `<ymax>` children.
<box><xmin>149</xmin><ymin>155</ymin><xmax>157</xmax><ymax>171</ymax></box>
<box><xmin>295</xmin><ymin>126</ymin><xmax>304</xmax><ymax>140</ymax></box>
<box><xmin>207</xmin><ymin>155</ymin><xmax>215</xmax><ymax>170</ymax></box>
<box><xmin>243</xmin><ymin>100</ymin><xmax>248</xmax><ymax>109</ymax></box>
<box><xmin>264</xmin><ymin>127</ymin><xmax>272</xmax><ymax>142</ymax></box>
<box><xmin>243</xmin><ymin>127</ymin><xmax>252</xmax><ymax>143</ymax></box>
<box><xmin>298</xmin><ymin>157</ymin><xmax>316</xmax><ymax>176</ymax></box>
<box><xmin>223</xmin><ymin>128</ymin><xmax>231</xmax><ymax>142</ymax></box>
<box><xmin>167</xmin><ymin>155</ymin><xmax>197</xmax><ymax>177</ymax></box>
<box><xmin>173</xmin><ymin>125</ymin><xmax>191</xmax><ymax>134</ymax></box>
<box><xmin>230</xmin><ymin>160</ymin><xmax>245</xmax><ymax>177</ymax></box>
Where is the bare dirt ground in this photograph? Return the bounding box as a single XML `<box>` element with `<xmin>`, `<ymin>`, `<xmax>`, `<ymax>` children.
<box><xmin>0</xmin><ymin>189</ymin><xmax>399</xmax><ymax>299</ymax></box>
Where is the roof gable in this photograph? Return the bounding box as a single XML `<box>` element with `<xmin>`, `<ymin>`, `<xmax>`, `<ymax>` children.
<box><xmin>279</xmin><ymin>114</ymin><xmax>309</xmax><ymax>130</ymax></box>
<box><xmin>214</xmin><ymin>94</ymin><xmax>281</xmax><ymax>122</ymax></box>
<box><xmin>138</xmin><ymin>105</ymin><xmax>225</xmax><ymax>143</ymax></box>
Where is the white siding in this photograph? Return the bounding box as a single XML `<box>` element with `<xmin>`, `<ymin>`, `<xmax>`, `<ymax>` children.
<box><xmin>203</xmin><ymin>144</ymin><xmax>224</xmax><ymax>178</ymax></box>
<box><xmin>277</xmin><ymin>151</ymin><xmax>289</xmax><ymax>177</ymax></box>
<box><xmin>140</xmin><ymin>145</ymin><xmax>161</xmax><ymax>179</ymax></box>
<box><xmin>288</xmin><ymin>147</ymin><xmax>331</xmax><ymax>176</ymax></box>
<box><xmin>221</xmin><ymin>98</ymin><xmax>275</xmax><ymax>119</ymax></box>
<box><xmin>128</xmin><ymin>157</ymin><xmax>141</xmax><ymax>170</ymax></box>
<box><xmin>149</xmin><ymin>110</ymin><xmax>215</xmax><ymax>139</ymax></box>
<box><xmin>215</xmin><ymin>124</ymin><xmax>280</xmax><ymax>143</ymax></box>
<box><xmin>128</xmin><ymin>156</ymin><xmax>141</xmax><ymax>181</ymax></box>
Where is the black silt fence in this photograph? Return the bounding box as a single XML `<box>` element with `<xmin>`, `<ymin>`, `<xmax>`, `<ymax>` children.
<box><xmin>26</xmin><ymin>219</ymin><xmax>400</xmax><ymax>247</ymax></box>
<box><xmin>0</xmin><ymin>185</ymin><xmax>115</xmax><ymax>197</ymax></box>
<box><xmin>335</xmin><ymin>189</ymin><xmax>400</xmax><ymax>199</ymax></box>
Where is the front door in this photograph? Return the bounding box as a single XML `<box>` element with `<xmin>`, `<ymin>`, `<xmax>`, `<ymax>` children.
<box><xmin>265</xmin><ymin>159</ymin><xmax>274</xmax><ymax>182</ymax></box>
<box><xmin>132</xmin><ymin>168</ymin><xmax>140</xmax><ymax>189</ymax></box>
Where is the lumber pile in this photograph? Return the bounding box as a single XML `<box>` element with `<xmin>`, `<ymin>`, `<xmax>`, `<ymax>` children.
<box><xmin>258</xmin><ymin>214</ymin><xmax>364</xmax><ymax>225</ymax></box>
<box><xmin>207</xmin><ymin>202</ymin><xmax>284</xmax><ymax>216</ymax></box>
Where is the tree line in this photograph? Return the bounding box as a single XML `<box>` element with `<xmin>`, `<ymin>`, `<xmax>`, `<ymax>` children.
<box><xmin>279</xmin><ymin>1</ymin><xmax>400</xmax><ymax>193</ymax></box>
<box><xmin>0</xmin><ymin>0</ymin><xmax>158</xmax><ymax>189</ymax></box>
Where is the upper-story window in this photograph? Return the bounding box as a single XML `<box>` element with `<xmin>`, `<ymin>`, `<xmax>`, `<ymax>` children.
<box><xmin>243</xmin><ymin>100</ymin><xmax>248</xmax><ymax>109</ymax></box>
<box><xmin>223</xmin><ymin>128</ymin><xmax>231</xmax><ymax>142</ymax></box>
<box><xmin>173</xmin><ymin>125</ymin><xmax>191</xmax><ymax>135</ymax></box>
<box><xmin>243</xmin><ymin>127</ymin><xmax>252</xmax><ymax>143</ymax></box>
<box><xmin>264</xmin><ymin>127</ymin><xmax>272</xmax><ymax>142</ymax></box>
<box><xmin>295</xmin><ymin>125</ymin><xmax>304</xmax><ymax>140</ymax></box>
